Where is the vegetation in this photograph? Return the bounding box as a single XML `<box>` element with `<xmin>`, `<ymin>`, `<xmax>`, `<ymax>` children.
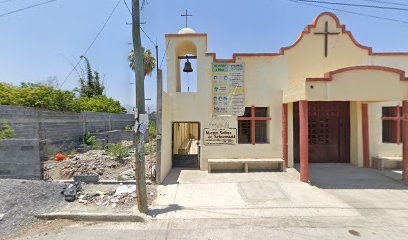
<box><xmin>124</xmin><ymin>124</ymin><xmax>134</xmax><ymax>131</ymax></box>
<box><xmin>0</xmin><ymin>82</ymin><xmax>77</xmax><ymax>112</ymax></box>
<box><xmin>0</xmin><ymin>119</ymin><xmax>15</xmax><ymax>140</ymax></box>
<box><xmin>0</xmin><ymin>56</ymin><xmax>125</xmax><ymax>114</ymax></box>
<box><xmin>83</xmin><ymin>132</ymin><xmax>96</xmax><ymax>146</ymax></box>
<box><xmin>128</xmin><ymin>47</ymin><xmax>156</xmax><ymax>77</ymax></box>
<box><xmin>0</xmin><ymin>82</ymin><xmax>125</xmax><ymax>113</ymax></box>
<box><xmin>74</xmin><ymin>96</ymin><xmax>125</xmax><ymax>113</ymax></box>
<box><xmin>106</xmin><ymin>143</ymin><xmax>132</xmax><ymax>162</ymax></box>
<box><xmin>76</xmin><ymin>56</ymin><xmax>105</xmax><ymax>98</ymax></box>
<box><xmin>148</xmin><ymin>120</ymin><xmax>156</xmax><ymax>139</ymax></box>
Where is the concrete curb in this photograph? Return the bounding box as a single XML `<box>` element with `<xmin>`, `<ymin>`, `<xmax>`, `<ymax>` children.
<box><xmin>35</xmin><ymin>212</ymin><xmax>146</xmax><ymax>222</ymax></box>
<box><xmin>51</xmin><ymin>180</ymin><xmax>153</xmax><ymax>185</ymax></box>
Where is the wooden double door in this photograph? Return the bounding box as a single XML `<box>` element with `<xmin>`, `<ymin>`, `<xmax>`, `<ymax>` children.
<box><xmin>294</xmin><ymin>101</ymin><xmax>350</xmax><ymax>163</ymax></box>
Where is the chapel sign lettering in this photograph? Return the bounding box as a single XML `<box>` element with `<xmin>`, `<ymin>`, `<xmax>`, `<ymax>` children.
<box><xmin>212</xmin><ymin>63</ymin><xmax>245</xmax><ymax>116</ymax></box>
<box><xmin>203</xmin><ymin>128</ymin><xmax>237</xmax><ymax>145</ymax></box>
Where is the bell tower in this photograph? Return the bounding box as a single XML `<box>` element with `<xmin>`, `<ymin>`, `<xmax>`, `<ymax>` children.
<box><xmin>165</xmin><ymin>11</ymin><xmax>207</xmax><ymax>93</ymax></box>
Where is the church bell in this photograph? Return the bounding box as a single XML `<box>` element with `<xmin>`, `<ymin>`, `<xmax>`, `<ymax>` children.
<box><xmin>183</xmin><ymin>58</ymin><xmax>193</xmax><ymax>73</ymax></box>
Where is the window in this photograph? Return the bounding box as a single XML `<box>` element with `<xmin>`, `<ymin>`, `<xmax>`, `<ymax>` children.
<box><xmin>382</xmin><ymin>106</ymin><xmax>402</xmax><ymax>144</ymax></box>
<box><xmin>238</xmin><ymin>106</ymin><xmax>271</xmax><ymax>144</ymax></box>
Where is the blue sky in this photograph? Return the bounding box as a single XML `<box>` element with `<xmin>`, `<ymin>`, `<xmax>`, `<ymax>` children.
<box><xmin>1</xmin><ymin>0</ymin><xmax>408</xmax><ymax>110</ymax></box>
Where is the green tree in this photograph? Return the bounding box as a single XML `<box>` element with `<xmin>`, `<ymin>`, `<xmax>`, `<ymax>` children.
<box><xmin>77</xmin><ymin>56</ymin><xmax>105</xmax><ymax>97</ymax></box>
<box><xmin>0</xmin><ymin>82</ymin><xmax>78</xmax><ymax>112</ymax></box>
<box><xmin>128</xmin><ymin>47</ymin><xmax>156</xmax><ymax>77</ymax></box>
<box><xmin>73</xmin><ymin>95</ymin><xmax>125</xmax><ymax>113</ymax></box>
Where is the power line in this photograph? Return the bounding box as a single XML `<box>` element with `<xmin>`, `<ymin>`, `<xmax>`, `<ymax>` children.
<box><xmin>160</xmin><ymin>40</ymin><xmax>171</xmax><ymax>69</ymax></box>
<box><xmin>293</xmin><ymin>0</ymin><xmax>408</xmax><ymax>11</ymax></box>
<box><xmin>0</xmin><ymin>0</ymin><xmax>58</xmax><ymax>18</ymax></box>
<box><xmin>360</xmin><ymin>0</ymin><xmax>408</xmax><ymax>7</ymax></box>
<box><xmin>287</xmin><ymin>0</ymin><xmax>408</xmax><ymax>24</ymax></box>
<box><xmin>59</xmin><ymin>0</ymin><xmax>121</xmax><ymax>88</ymax></box>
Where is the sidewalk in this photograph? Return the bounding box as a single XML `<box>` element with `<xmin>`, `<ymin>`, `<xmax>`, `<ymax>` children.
<box><xmin>151</xmin><ymin>168</ymin><xmax>360</xmax><ymax>220</ymax></box>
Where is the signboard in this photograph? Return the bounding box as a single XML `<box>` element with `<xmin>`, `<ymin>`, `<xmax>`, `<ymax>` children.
<box><xmin>203</xmin><ymin>128</ymin><xmax>237</xmax><ymax>145</ymax></box>
<box><xmin>212</xmin><ymin>63</ymin><xmax>244</xmax><ymax>116</ymax></box>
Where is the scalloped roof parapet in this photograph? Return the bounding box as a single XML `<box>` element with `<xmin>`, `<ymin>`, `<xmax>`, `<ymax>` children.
<box><xmin>204</xmin><ymin>12</ymin><xmax>408</xmax><ymax>63</ymax></box>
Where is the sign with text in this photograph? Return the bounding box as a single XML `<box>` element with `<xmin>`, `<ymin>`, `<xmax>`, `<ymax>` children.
<box><xmin>203</xmin><ymin>128</ymin><xmax>237</xmax><ymax>145</ymax></box>
<box><xmin>212</xmin><ymin>63</ymin><xmax>245</xmax><ymax>116</ymax></box>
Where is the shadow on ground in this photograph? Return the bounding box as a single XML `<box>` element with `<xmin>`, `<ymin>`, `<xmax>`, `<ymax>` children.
<box><xmin>148</xmin><ymin>204</ymin><xmax>184</xmax><ymax>217</ymax></box>
<box><xmin>294</xmin><ymin>163</ymin><xmax>408</xmax><ymax>190</ymax></box>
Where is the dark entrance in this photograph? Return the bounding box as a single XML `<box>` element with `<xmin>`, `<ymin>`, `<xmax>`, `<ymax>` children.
<box><xmin>294</xmin><ymin>101</ymin><xmax>350</xmax><ymax>163</ymax></box>
<box><xmin>172</xmin><ymin>122</ymin><xmax>200</xmax><ymax>168</ymax></box>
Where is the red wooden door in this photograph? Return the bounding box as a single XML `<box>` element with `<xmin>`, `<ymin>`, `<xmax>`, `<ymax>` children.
<box><xmin>294</xmin><ymin>101</ymin><xmax>350</xmax><ymax>163</ymax></box>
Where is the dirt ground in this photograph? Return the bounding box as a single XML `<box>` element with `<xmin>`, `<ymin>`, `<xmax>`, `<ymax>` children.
<box><xmin>43</xmin><ymin>140</ymin><xmax>157</xmax><ymax>181</ymax></box>
<box><xmin>0</xmin><ymin>179</ymin><xmax>65</xmax><ymax>240</ymax></box>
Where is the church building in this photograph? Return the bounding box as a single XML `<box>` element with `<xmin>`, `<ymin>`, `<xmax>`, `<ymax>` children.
<box><xmin>158</xmin><ymin>12</ymin><xmax>408</xmax><ymax>183</ymax></box>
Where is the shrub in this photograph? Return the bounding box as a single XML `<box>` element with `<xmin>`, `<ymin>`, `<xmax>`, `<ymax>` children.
<box><xmin>72</xmin><ymin>95</ymin><xmax>126</xmax><ymax>113</ymax></box>
<box><xmin>0</xmin><ymin>82</ymin><xmax>78</xmax><ymax>112</ymax></box>
<box><xmin>0</xmin><ymin>119</ymin><xmax>15</xmax><ymax>140</ymax></box>
<box><xmin>106</xmin><ymin>143</ymin><xmax>131</xmax><ymax>162</ymax></box>
<box><xmin>83</xmin><ymin>132</ymin><xmax>96</xmax><ymax>146</ymax></box>
<box><xmin>124</xmin><ymin>124</ymin><xmax>134</xmax><ymax>131</ymax></box>
<box><xmin>0</xmin><ymin>82</ymin><xmax>125</xmax><ymax>113</ymax></box>
<box><xmin>148</xmin><ymin>120</ymin><xmax>156</xmax><ymax>139</ymax></box>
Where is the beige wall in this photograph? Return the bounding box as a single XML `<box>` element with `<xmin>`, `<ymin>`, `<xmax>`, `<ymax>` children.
<box><xmin>306</xmin><ymin>70</ymin><xmax>408</xmax><ymax>101</ymax></box>
<box><xmin>160</xmin><ymin>12</ymin><xmax>408</xmax><ymax>179</ymax></box>
<box><xmin>350</xmin><ymin>101</ymin><xmax>363</xmax><ymax>167</ymax></box>
<box><xmin>160</xmin><ymin>92</ymin><xmax>172</xmax><ymax>182</ymax></box>
<box><xmin>369</xmin><ymin>101</ymin><xmax>402</xmax><ymax>159</ymax></box>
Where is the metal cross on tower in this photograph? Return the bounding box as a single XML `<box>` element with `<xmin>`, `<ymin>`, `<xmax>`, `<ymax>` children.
<box><xmin>181</xmin><ymin>9</ymin><xmax>192</xmax><ymax>28</ymax></box>
<box><xmin>314</xmin><ymin>21</ymin><xmax>340</xmax><ymax>57</ymax></box>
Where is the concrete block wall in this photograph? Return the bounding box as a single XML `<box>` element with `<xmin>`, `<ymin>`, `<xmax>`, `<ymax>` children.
<box><xmin>0</xmin><ymin>105</ymin><xmax>40</xmax><ymax>139</ymax></box>
<box><xmin>0</xmin><ymin>105</ymin><xmax>135</xmax><ymax>146</ymax></box>
<box><xmin>90</xmin><ymin>130</ymin><xmax>134</xmax><ymax>147</ymax></box>
<box><xmin>0</xmin><ymin>105</ymin><xmax>135</xmax><ymax>179</ymax></box>
<box><xmin>0</xmin><ymin>139</ymin><xmax>42</xmax><ymax>179</ymax></box>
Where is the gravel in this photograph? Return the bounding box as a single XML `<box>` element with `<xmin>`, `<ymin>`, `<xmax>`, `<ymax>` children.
<box><xmin>0</xmin><ymin>179</ymin><xmax>65</xmax><ymax>239</ymax></box>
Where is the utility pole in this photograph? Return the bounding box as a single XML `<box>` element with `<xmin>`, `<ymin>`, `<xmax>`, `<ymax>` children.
<box><xmin>156</xmin><ymin>43</ymin><xmax>162</xmax><ymax>183</ymax></box>
<box><xmin>132</xmin><ymin>0</ymin><xmax>148</xmax><ymax>213</ymax></box>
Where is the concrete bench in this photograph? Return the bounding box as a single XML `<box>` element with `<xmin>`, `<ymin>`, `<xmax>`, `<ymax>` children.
<box><xmin>208</xmin><ymin>158</ymin><xmax>285</xmax><ymax>173</ymax></box>
<box><xmin>371</xmin><ymin>156</ymin><xmax>402</xmax><ymax>170</ymax></box>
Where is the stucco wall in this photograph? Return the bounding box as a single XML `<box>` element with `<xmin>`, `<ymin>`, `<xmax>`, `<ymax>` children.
<box><xmin>161</xmin><ymin>12</ymin><xmax>408</xmax><ymax>179</ymax></box>
<box><xmin>160</xmin><ymin>92</ymin><xmax>172</xmax><ymax>181</ymax></box>
<box><xmin>369</xmin><ymin>101</ymin><xmax>402</xmax><ymax>159</ymax></box>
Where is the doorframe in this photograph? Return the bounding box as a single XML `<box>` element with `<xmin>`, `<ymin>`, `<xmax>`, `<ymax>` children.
<box><xmin>293</xmin><ymin>101</ymin><xmax>351</xmax><ymax>163</ymax></box>
<box><xmin>171</xmin><ymin>121</ymin><xmax>201</xmax><ymax>168</ymax></box>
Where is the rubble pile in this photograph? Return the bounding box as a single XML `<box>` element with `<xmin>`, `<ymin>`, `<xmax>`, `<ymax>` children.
<box><xmin>43</xmin><ymin>140</ymin><xmax>156</xmax><ymax>181</ymax></box>
<box><xmin>74</xmin><ymin>184</ymin><xmax>156</xmax><ymax>208</ymax></box>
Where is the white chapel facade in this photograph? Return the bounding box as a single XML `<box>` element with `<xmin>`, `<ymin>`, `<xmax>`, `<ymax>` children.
<box><xmin>158</xmin><ymin>12</ymin><xmax>408</xmax><ymax>183</ymax></box>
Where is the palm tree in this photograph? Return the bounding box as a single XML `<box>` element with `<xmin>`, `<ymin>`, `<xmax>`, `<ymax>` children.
<box><xmin>128</xmin><ymin>47</ymin><xmax>156</xmax><ymax>77</ymax></box>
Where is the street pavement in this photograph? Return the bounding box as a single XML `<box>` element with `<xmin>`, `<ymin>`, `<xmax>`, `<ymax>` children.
<box><xmin>9</xmin><ymin>164</ymin><xmax>408</xmax><ymax>240</ymax></box>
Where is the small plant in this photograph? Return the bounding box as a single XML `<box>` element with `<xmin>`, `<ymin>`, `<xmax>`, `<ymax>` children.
<box><xmin>148</xmin><ymin>120</ymin><xmax>156</xmax><ymax>139</ymax></box>
<box><xmin>0</xmin><ymin>119</ymin><xmax>15</xmax><ymax>140</ymax></box>
<box><xmin>124</xmin><ymin>124</ymin><xmax>134</xmax><ymax>131</ymax></box>
<box><xmin>106</xmin><ymin>143</ymin><xmax>131</xmax><ymax>162</ymax></box>
<box><xmin>54</xmin><ymin>153</ymin><xmax>67</xmax><ymax>161</ymax></box>
<box><xmin>83</xmin><ymin>132</ymin><xmax>96</xmax><ymax>146</ymax></box>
